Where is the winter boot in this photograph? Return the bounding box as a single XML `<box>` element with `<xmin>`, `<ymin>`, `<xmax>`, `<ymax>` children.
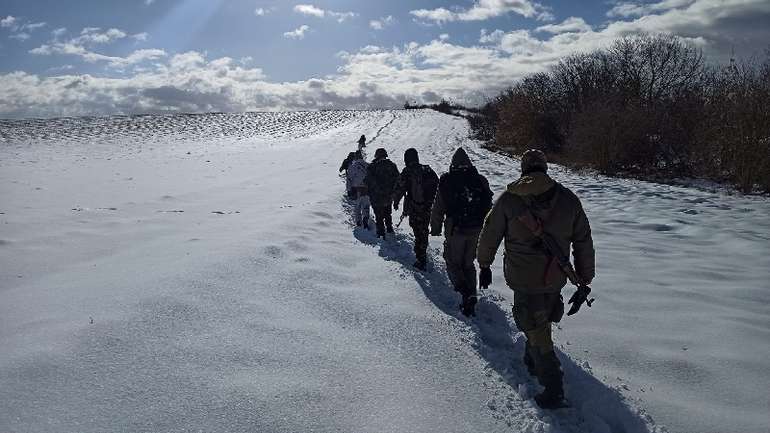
<box><xmin>460</xmin><ymin>295</ymin><xmax>477</xmax><ymax>317</ymax></box>
<box><xmin>532</xmin><ymin>351</ymin><xmax>566</xmax><ymax>409</ymax></box>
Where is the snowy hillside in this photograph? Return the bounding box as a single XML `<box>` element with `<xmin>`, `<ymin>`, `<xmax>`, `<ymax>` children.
<box><xmin>1</xmin><ymin>110</ymin><xmax>768</xmax><ymax>433</ymax></box>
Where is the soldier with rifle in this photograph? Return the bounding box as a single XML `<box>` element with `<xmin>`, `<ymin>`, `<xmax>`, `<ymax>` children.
<box><xmin>476</xmin><ymin>149</ymin><xmax>595</xmax><ymax>409</ymax></box>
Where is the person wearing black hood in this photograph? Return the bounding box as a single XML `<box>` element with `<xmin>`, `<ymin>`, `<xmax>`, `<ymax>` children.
<box><xmin>365</xmin><ymin>148</ymin><xmax>400</xmax><ymax>239</ymax></box>
<box><xmin>430</xmin><ymin>147</ymin><xmax>493</xmax><ymax>316</ymax></box>
<box><xmin>393</xmin><ymin>148</ymin><xmax>439</xmax><ymax>271</ymax></box>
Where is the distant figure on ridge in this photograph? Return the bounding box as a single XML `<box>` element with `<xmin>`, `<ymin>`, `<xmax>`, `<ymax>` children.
<box><xmin>346</xmin><ymin>151</ymin><xmax>371</xmax><ymax>229</ymax></box>
<box><xmin>393</xmin><ymin>148</ymin><xmax>439</xmax><ymax>271</ymax></box>
<box><xmin>430</xmin><ymin>147</ymin><xmax>492</xmax><ymax>317</ymax></box>
<box><xmin>476</xmin><ymin>149</ymin><xmax>595</xmax><ymax>409</ymax></box>
<box><xmin>365</xmin><ymin>148</ymin><xmax>400</xmax><ymax>239</ymax></box>
<box><xmin>357</xmin><ymin>135</ymin><xmax>367</xmax><ymax>159</ymax></box>
<box><xmin>339</xmin><ymin>151</ymin><xmax>358</xmax><ymax>199</ymax></box>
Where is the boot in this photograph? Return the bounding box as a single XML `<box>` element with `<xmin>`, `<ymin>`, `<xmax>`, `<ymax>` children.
<box><xmin>460</xmin><ymin>295</ymin><xmax>477</xmax><ymax>317</ymax></box>
<box><xmin>531</xmin><ymin>350</ymin><xmax>566</xmax><ymax>409</ymax></box>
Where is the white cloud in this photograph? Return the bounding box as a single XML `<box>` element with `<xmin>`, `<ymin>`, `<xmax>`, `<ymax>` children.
<box><xmin>536</xmin><ymin>17</ymin><xmax>592</xmax><ymax>34</ymax></box>
<box><xmin>293</xmin><ymin>4</ymin><xmax>357</xmax><ymax>22</ymax></box>
<box><xmin>439</xmin><ymin>33</ymin><xmax>450</xmax><ymax>41</ymax></box>
<box><xmin>254</xmin><ymin>7</ymin><xmax>275</xmax><ymax>16</ymax></box>
<box><xmin>411</xmin><ymin>0</ymin><xmax>553</xmax><ymax>23</ymax></box>
<box><xmin>9</xmin><ymin>32</ymin><xmax>30</xmax><ymax>41</ymax></box>
<box><xmin>479</xmin><ymin>29</ymin><xmax>505</xmax><ymax>44</ymax></box>
<box><xmin>52</xmin><ymin>27</ymin><xmax>67</xmax><ymax>38</ymax></box>
<box><xmin>30</xmin><ymin>26</ymin><xmax>164</xmax><ymax>68</ymax></box>
<box><xmin>283</xmin><ymin>25</ymin><xmax>310</xmax><ymax>40</ymax></box>
<box><xmin>1</xmin><ymin>15</ymin><xmax>16</xmax><ymax>28</ymax></box>
<box><xmin>144</xmin><ymin>0</ymin><xmax>155</xmax><ymax>5</ymax></box>
<box><xmin>607</xmin><ymin>0</ymin><xmax>696</xmax><ymax>17</ymax></box>
<box><xmin>369</xmin><ymin>15</ymin><xmax>395</xmax><ymax>30</ymax></box>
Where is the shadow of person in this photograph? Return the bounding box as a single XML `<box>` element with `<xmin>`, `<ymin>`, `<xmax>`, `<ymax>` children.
<box><xmin>347</xmin><ymin>200</ymin><xmax>658</xmax><ymax>433</ymax></box>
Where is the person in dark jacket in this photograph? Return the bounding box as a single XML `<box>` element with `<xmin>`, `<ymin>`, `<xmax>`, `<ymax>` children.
<box><xmin>476</xmin><ymin>149</ymin><xmax>595</xmax><ymax>409</ymax></box>
<box><xmin>339</xmin><ymin>151</ymin><xmax>357</xmax><ymax>199</ymax></box>
<box><xmin>430</xmin><ymin>147</ymin><xmax>492</xmax><ymax>316</ymax></box>
<box><xmin>365</xmin><ymin>148</ymin><xmax>400</xmax><ymax>239</ymax></box>
<box><xmin>393</xmin><ymin>148</ymin><xmax>439</xmax><ymax>271</ymax></box>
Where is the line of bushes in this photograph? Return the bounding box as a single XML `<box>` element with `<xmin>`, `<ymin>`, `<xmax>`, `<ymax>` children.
<box><xmin>467</xmin><ymin>34</ymin><xmax>770</xmax><ymax>194</ymax></box>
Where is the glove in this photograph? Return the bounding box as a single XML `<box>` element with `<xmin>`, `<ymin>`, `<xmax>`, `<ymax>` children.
<box><xmin>393</xmin><ymin>201</ymin><xmax>399</xmax><ymax>211</ymax></box>
<box><xmin>566</xmin><ymin>285</ymin><xmax>593</xmax><ymax>316</ymax></box>
<box><xmin>479</xmin><ymin>267</ymin><xmax>492</xmax><ymax>289</ymax></box>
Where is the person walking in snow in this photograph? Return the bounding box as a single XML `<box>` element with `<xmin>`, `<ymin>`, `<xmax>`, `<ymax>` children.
<box><xmin>476</xmin><ymin>149</ymin><xmax>595</xmax><ymax>409</ymax></box>
<box><xmin>357</xmin><ymin>135</ymin><xmax>367</xmax><ymax>159</ymax></box>
<box><xmin>393</xmin><ymin>148</ymin><xmax>439</xmax><ymax>271</ymax></box>
<box><xmin>430</xmin><ymin>147</ymin><xmax>492</xmax><ymax>317</ymax></box>
<box><xmin>346</xmin><ymin>151</ymin><xmax>371</xmax><ymax>229</ymax></box>
<box><xmin>339</xmin><ymin>151</ymin><xmax>357</xmax><ymax>199</ymax></box>
<box><xmin>365</xmin><ymin>148</ymin><xmax>400</xmax><ymax>239</ymax></box>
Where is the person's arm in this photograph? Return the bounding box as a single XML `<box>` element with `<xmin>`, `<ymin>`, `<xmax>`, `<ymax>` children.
<box><xmin>571</xmin><ymin>199</ymin><xmax>595</xmax><ymax>284</ymax></box>
<box><xmin>392</xmin><ymin>169</ymin><xmax>408</xmax><ymax>209</ymax></box>
<box><xmin>430</xmin><ymin>184</ymin><xmax>446</xmax><ymax>235</ymax></box>
<box><xmin>476</xmin><ymin>193</ymin><xmax>509</xmax><ymax>268</ymax></box>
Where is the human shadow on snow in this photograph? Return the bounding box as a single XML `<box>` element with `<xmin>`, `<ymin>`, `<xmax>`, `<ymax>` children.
<box><xmin>347</xmin><ymin>200</ymin><xmax>660</xmax><ymax>433</ymax></box>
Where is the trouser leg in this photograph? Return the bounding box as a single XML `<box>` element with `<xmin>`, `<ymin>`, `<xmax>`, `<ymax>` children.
<box><xmin>461</xmin><ymin>229</ymin><xmax>480</xmax><ymax>297</ymax></box>
<box><xmin>384</xmin><ymin>206</ymin><xmax>394</xmax><ymax>232</ymax></box>
<box><xmin>443</xmin><ymin>234</ymin><xmax>466</xmax><ymax>292</ymax></box>
<box><xmin>410</xmin><ymin>216</ymin><xmax>429</xmax><ymax>263</ymax></box>
<box><xmin>512</xmin><ymin>292</ymin><xmax>563</xmax><ymax>395</ymax></box>
<box><xmin>360</xmin><ymin>195</ymin><xmax>370</xmax><ymax>225</ymax></box>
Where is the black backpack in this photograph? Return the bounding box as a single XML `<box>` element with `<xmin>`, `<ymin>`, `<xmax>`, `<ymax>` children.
<box><xmin>444</xmin><ymin>172</ymin><xmax>492</xmax><ymax>228</ymax></box>
<box><xmin>410</xmin><ymin>165</ymin><xmax>439</xmax><ymax>205</ymax></box>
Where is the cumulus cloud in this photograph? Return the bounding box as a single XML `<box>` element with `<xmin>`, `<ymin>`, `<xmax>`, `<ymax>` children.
<box><xmin>411</xmin><ymin>0</ymin><xmax>553</xmax><ymax>23</ymax></box>
<box><xmin>1</xmin><ymin>16</ymin><xmax>16</xmax><ymax>28</ymax></box>
<box><xmin>293</xmin><ymin>4</ymin><xmax>357</xmax><ymax>22</ymax></box>
<box><xmin>283</xmin><ymin>25</ymin><xmax>310</xmax><ymax>40</ymax></box>
<box><xmin>370</xmin><ymin>15</ymin><xmax>395</xmax><ymax>30</ymax></box>
<box><xmin>479</xmin><ymin>29</ymin><xmax>505</xmax><ymax>44</ymax></box>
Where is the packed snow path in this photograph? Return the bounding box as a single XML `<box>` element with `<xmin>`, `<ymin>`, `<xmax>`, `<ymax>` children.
<box><xmin>1</xmin><ymin>110</ymin><xmax>768</xmax><ymax>433</ymax></box>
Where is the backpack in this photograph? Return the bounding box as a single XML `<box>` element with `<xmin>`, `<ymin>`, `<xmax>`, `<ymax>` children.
<box><xmin>444</xmin><ymin>171</ymin><xmax>492</xmax><ymax>229</ymax></box>
<box><xmin>410</xmin><ymin>165</ymin><xmax>439</xmax><ymax>205</ymax></box>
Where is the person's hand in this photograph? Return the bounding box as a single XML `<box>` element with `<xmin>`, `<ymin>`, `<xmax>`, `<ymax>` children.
<box><xmin>479</xmin><ymin>267</ymin><xmax>492</xmax><ymax>289</ymax></box>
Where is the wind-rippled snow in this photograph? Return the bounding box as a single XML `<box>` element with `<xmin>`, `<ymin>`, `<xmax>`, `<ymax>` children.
<box><xmin>1</xmin><ymin>110</ymin><xmax>768</xmax><ymax>433</ymax></box>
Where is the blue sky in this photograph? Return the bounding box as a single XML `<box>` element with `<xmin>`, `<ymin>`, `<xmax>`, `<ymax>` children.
<box><xmin>1</xmin><ymin>0</ymin><xmax>769</xmax><ymax>118</ymax></box>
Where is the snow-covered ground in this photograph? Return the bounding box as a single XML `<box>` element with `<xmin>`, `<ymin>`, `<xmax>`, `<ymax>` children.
<box><xmin>1</xmin><ymin>110</ymin><xmax>768</xmax><ymax>433</ymax></box>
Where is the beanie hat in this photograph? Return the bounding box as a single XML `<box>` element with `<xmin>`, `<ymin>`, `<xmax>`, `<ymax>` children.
<box><xmin>404</xmin><ymin>148</ymin><xmax>419</xmax><ymax>165</ymax></box>
<box><xmin>374</xmin><ymin>148</ymin><xmax>388</xmax><ymax>159</ymax></box>
<box><xmin>521</xmin><ymin>149</ymin><xmax>548</xmax><ymax>174</ymax></box>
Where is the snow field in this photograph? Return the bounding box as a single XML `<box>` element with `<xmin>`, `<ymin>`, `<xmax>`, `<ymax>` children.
<box><xmin>1</xmin><ymin>109</ymin><xmax>768</xmax><ymax>433</ymax></box>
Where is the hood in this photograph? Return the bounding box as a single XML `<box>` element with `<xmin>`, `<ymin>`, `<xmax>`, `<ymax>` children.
<box><xmin>404</xmin><ymin>148</ymin><xmax>419</xmax><ymax>165</ymax></box>
<box><xmin>450</xmin><ymin>147</ymin><xmax>473</xmax><ymax>170</ymax></box>
<box><xmin>507</xmin><ymin>172</ymin><xmax>555</xmax><ymax>196</ymax></box>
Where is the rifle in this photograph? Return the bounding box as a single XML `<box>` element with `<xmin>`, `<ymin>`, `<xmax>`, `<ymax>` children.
<box><xmin>517</xmin><ymin>211</ymin><xmax>595</xmax><ymax>316</ymax></box>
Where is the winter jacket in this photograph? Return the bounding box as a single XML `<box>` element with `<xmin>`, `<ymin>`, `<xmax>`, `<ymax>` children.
<box><xmin>431</xmin><ymin>148</ymin><xmax>493</xmax><ymax>235</ymax></box>
<box><xmin>347</xmin><ymin>158</ymin><xmax>369</xmax><ymax>191</ymax></box>
<box><xmin>393</xmin><ymin>162</ymin><xmax>439</xmax><ymax>218</ymax></box>
<box><xmin>365</xmin><ymin>157</ymin><xmax>400</xmax><ymax>206</ymax></box>
<box><xmin>476</xmin><ymin>172</ymin><xmax>595</xmax><ymax>294</ymax></box>
<box><xmin>339</xmin><ymin>152</ymin><xmax>356</xmax><ymax>173</ymax></box>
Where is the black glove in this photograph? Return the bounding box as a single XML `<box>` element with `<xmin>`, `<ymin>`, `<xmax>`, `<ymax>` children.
<box><xmin>479</xmin><ymin>267</ymin><xmax>492</xmax><ymax>289</ymax></box>
<box><xmin>567</xmin><ymin>285</ymin><xmax>593</xmax><ymax>316</ymax></box>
